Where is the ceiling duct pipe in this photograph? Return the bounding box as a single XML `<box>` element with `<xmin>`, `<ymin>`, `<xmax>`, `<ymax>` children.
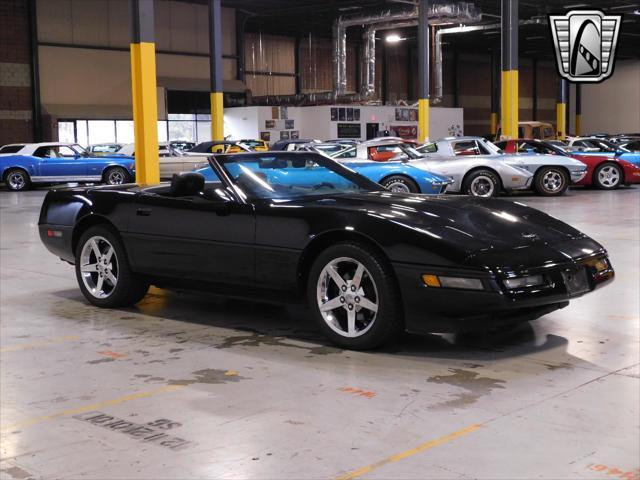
<box><xmin>333</xmin><ymin>3</ymin><xmax>482</xmax><ymax>97</ymax></box>
<box><xmin>432</xmin><ymin>18</ymin><xmax>546</xmax><ymax>103</ymax></box>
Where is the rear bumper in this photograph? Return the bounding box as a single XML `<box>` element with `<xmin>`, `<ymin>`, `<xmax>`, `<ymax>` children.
<box><xmin>394</xmin><ymin>253</ymin><xmax>614</xmax><ymax>334</ymax></box>
<box><xmin>38</xmin><ymin>224</ymin><xmax>75</xmax><ymax>263</ymax></box>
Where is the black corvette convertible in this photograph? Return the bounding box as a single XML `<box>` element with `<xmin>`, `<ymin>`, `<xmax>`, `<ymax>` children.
<box><xmin>39</xmin><ymin>151</ymin><xmax>614</xmax><ymax>349</ymax></box>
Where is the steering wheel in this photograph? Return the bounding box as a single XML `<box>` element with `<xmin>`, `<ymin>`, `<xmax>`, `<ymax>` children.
<box><xmin>312</xmin><ymin>182</ymin><xmax>336</xmax><ymax>190</ymax></box>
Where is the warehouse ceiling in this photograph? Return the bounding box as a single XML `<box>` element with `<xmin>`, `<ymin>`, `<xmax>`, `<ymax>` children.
<box><xmin>182</xmin><ymin>0</ymin><xmax>640</xmax><ymax>59</ymax></box>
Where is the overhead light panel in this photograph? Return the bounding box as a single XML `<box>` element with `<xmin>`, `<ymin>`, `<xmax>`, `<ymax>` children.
<box><xmin>385</xmin><ymin>34</ymin><xmax>404</xmax><ymax>43</ymax></box>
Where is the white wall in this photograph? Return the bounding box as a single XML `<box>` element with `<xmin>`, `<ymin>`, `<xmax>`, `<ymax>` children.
<box><xmin>581</xmin><ymin>60</ymin><xmax>640</xmax><ymax>135</ymax></box>
<box><xmin>223</xmin><ymin>105</ymin><xmax>464</xmax><ymax>143</ymax></box>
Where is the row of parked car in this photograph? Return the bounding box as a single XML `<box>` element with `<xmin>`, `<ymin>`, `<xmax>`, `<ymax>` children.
<box><xmin>2</xmin><ymin>133</ymin><xmax>639</xmax><ymax>197</ymax></box>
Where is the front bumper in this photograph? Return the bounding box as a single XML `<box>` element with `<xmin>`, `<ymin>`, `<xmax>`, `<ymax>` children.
<box><xmin>570</xmin><ymin>168</ymin><xmax>588</xmax><ymax>183</ymax></box>
<box><xmin>394</xmin><ymin>252</ymin><xmax>614</xmax><ymax>334</ymax></box>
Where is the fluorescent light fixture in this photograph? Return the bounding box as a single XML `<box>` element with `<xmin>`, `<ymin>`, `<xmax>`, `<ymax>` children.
<box><xmin>385</xmin><ymin>34</ymin><xmax>403</xmax><ymax>43</ymax></box>
<box><xmin>564</xmin><ymin>3</ymin><xmax>588</xmax><ymax>7</ymax></box>
<box><xmin>525</xmin><ymin>36</ymin><xmax>546</xmax><ymax>40</ymax></box>
<box><xmin>609</xmin><ymin>3</ymin><xmax>638</xmax><ymax>9</ymax></box>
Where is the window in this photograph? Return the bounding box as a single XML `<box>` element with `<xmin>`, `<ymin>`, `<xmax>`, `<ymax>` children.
<box><xmin>0</xmin><ymin>145</ymin><xmax>24</xmax><ymax>154</ymax></box>
<box><xmin>543</xmin><ymin>127</ymin><xmax>554</xmax><ymax>138</ymax></box>
<box><xmin>532</xmin><ymin>127</ymin><xmax>542</xmax><ymax>139</ymax></box>
<box><xmin>452</xmin><ymin>141</ymin><xmax>480</xmax><ymax>156</ymax></box>
<box><xmin>518</xmin><ymin>127</ymin><xmax>524</xmax><ymax>137</ymax></box>
<box><xmin>418</xmin><ymin>143</ymin><xmax>438</xmax><ymax>154</ymax></box>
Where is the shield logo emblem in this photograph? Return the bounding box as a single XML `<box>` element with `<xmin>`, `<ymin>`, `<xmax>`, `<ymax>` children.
<box><xmin>549</xmin><ymin>10</ymin><xmax>622</xmax><ymax>83</ymax></box>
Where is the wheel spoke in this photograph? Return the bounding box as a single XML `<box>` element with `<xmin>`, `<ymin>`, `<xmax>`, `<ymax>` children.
<box><xmin>81</xmin><ymin>263</ymin><xmax>98</xmax><ymax>272</ymax></box>
<box><xmin>95</xmin><ymin>275</ymin><xmax>104</xmax><ymax>292</ymax></box>
<box><xmin>359</xmin><ymin>297</ymin><xmax>378</xmax><ymax>313</ymax></box>
<box><xmin>347</xmin><ymin>309</ymin><xmax>356</xmax><ymax>336</ymax></box>
<box><xmin>327</xmin><ymin>265</ymin><xmax>346</xmax><ymax>288</ymax></box>
<box><xmin>320</xmin><ymin>296</ymin><xmax>343</xmax><ymax>312</ymax></box>
<box><xmin>351</xmin><ymin>263</ymin><xmax>365</xmax><ymax>289</ymax></box>
<box><xmin>90</xmin><ymin>239</ymin><xmax>101</xmax><ymax>259</ymax></box>
<box><xmin>106</xmin><ymin>272</ymin><xmax>117</xmax><ymax>286</ymax></box>
<box><xmin>104</xmin><ymin>246</ymin><xmax>115</xmax><ymax>263</ymax></box>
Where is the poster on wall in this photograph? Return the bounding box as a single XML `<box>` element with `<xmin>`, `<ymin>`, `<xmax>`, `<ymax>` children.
<box><xmin>409</xmin><ymin>109</ymin><xmax>417</xmax><ymax>122</ymax></box>
<box><xmin>260</xmin><ymin>131</ymin><xmax>270</xmax><ymax>141</ymax></box>
<box><xmin>354</xmin><ymin>109</ymin><xmax>360</xmax><ymax>121</ymax></box>
<box><xmin>291</xmin><ymin>130</ymin><xmax>299</xmax><ymax>139</ymax></box>
<box><xmin>285</xmin><ymin>119</ymin><xmax>294</xmax><ymax>129</ymax></box>
<box><xmin>265</xmin><ymin>120</ymin><xmax>275</xmax><ymax>129</ymax></box>
<box><xmin>338</xmin><ymin>108</ymin><xmax>346</xmax><ymax>121</ymax></box>
<box><xmin>280</xmin><ymin>106</ymin><xmax>289</xmax><ymax>120</ymax></box>
<box><xmin>330</xmin><ymin>108</ymin><xmax>338</xmax><ymax>121</ymax></box>
<box><xmin>391</xmin><ymin>125</ymin><xmax>418</xmax><ymax>139</ymax></box>
<box><xmin>271</xmin><ymin>107</ymin><xmax>279</xmax><ymax>120</ymax></box>
<box><xmin>337</xmin><ymin>123</ymin><xmax>361</xmax><ymax>139</ymax></box>
<box><xmin>280</xmin><ymin>130</ymin><xmax>290</xmax><ymax>140</ymax></box>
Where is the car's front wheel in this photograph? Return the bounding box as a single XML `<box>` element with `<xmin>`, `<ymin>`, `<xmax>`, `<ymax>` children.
<box><xmin>463</xmin><ymin>169</ymin><xmax>500</xmax><ymax>197</ymax></box>
<box><xmin>593</xmin><ymin>162</ymin><xmax>622</xmax><ymax>189</ymax></box>
<box><xmin>534</xmin><ymin>167</ymin><xmax>569</xmax><ymax>196</ymax></box>
<box><xmin>307</xmin><ymin>243</ymin><xmax>402</xmax><ymax>350</ymax></box>
<box><xmin>104</xmin><ymin>167</ymin><xmax>130</xmax><ymax>185</ymax></box>
<box><xmin>75</xmin><ymin>225</ymin><xmax>149</xmax><ymax>308</ymax></box>
<box><xmin>4</xmin><ymin>168</ymin><xmax>31</xmax><ymax>191</ymax></box>
<box><xmin>381</xmin><ymin>175</ymin><xmax>420</xmax><ymax>193</ymax></box>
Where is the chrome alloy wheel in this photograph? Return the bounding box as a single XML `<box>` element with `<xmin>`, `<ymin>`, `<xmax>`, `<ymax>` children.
<box><xmin>469</xmin><ymin>175</ymin><xmax>495</xmax><ymax>197</ymax></box>
<box><xmin>316</xmin><ymin>257</ymin><xmax>379</xmax><ymax>338</ymax></box>
<box><xmin>107</xmin><ymin>169</ymin><xmax>125</xmax><ymax>185</ymax></box>
<box><xmin>79</xmin><ymin>236</ymin><xmax>119</xmax><ymax>298</ymax></box>
<box><xmin>542</xmin><ymin>169</ymin><xmax>565</xmax><ymax>193</ymax></box>
<box><xmin>598</xmin><ymin>165</ymin><xmax>620</xmax><ymax>187</ymax></box>
<box><xmin>385</xmin><ymin>180</ymin><xmax>411</xmax><ymax>193</ymax></box>
<box><xmin>7</xmin><ymin>171</ymin><xmax>26</xmax><ymax>190</ymax></box>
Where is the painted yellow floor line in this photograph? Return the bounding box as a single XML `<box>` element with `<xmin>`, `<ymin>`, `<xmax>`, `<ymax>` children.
<box><xmin>335</xmin><ymin>423</ymin><xmax>482</xmax><ymax>480</ymax></box>
<box><xmin>0</xmin><ymin>335</ymin><xmax>80</xmax><ymax>353</ymax></box>
<box><xmin>1</xmin><ymin>385</ymin><xmax>185</xmax><ymax>432</ymax></box>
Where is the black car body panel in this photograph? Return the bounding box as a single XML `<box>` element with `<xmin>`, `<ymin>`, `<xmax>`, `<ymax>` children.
<box><xmin>39</xmin><ymin>153</ymin><xmax>614</xmax><ymax>334</ymax></box>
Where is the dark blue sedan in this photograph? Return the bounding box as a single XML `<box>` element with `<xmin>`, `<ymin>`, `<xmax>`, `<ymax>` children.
<box><xmin>0</xmin><ymin>142</ymin><xmax>136</xmax><ymax>191</ymax></box>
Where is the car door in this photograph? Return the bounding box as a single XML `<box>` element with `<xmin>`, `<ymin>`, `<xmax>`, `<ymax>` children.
<box><xmin>35</xmin><ymin>145</ymin><xmax>87</xmax><ymax>179</ymax></box>
<box><xmin>125</xmin><ymin>185</ymin><xmax>255</xmax><ymax>285</ymax></box>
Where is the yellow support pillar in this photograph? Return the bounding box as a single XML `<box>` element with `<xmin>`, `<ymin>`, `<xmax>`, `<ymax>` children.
<box><xmin>575</xmin><ymin>84</ymin><xmax>582</xmax><ymax>136</ymax></box>
<box><xmin>418</xmin><ymin>98</ymin><xmax>430</xmax><ymax>143</ymax></box>
<box><xmin>556</xmin><ymin>78</ymin><xmax>568</xmax><ymax>140</ymax></box>
<box><xmin>500</xmin><ymin>0</ymin><xmax>518</xmax><ymax>139</ymax></box>
<box><xmin>501</xmin><ymin>70</ymin><xmax>519</xmax><ymax>139</ymax></box>
<box><xmin>209</xmin><ymin>0</ymin><xmax>224</xmax><ymax>140</ymax></box>
<box><xmin>490</xmin><ymin>112</ymin><xmax>498</xmax><ymax>137</ymax></box>
<box><xmin>129</xmin><ymin>0</ymin><xmax>159</xmax><ymax>185</ymax></box>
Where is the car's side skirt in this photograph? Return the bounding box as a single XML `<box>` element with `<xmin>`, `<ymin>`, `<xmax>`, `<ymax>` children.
<box><xmin>30</xmin><ymin>175</ymin><xmax>103</xmax><ymax>183</ymax></box>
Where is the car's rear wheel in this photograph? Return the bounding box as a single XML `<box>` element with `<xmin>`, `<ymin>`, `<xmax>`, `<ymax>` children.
<box><xmin>381</xmin><ymin>175</ymin><xmax>420</xmax><ymax>193</ymax></box>
<box><xmin>534</xmin><ymin>167</ymin><xmax>569</xmax><ymax>196</ymax></box>
<box><xmin>307</xmin><ymin>243</ymin><xmax>402</xmax><ymax>350</ymax></box>
<box><xmin>75</xmin><ymin>225</ymin><xmax>149</xmax><ymax>308</ymax></box>
<box><xmin>463</xmin><ymin>169</ymin><xmax>500</xmax><ymax>197</ymax></box>
<box><xmin>104</xmin><ymin>167</ymin><xmax>130</xmax><ymax>185</ymax></box>
<box><xmin>593</xmin><ymin>162</ymin><xmax>622</xmax><ymax>189</ymax></box>
<box><xmin>4</xmin><ymin>168</ymin><xmax>31</xmax><ymax>191</ymax></box>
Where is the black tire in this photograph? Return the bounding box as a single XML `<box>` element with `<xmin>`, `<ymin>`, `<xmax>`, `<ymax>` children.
<box><xmin>75</xmin><ymin>225</ymin><xmax>149</xmax><ymax>308</ymax></box>
<box><xmin>307</xmin><ymin>242</ymin><xmax>403</xmax><ymax>350</ymax></box>
<box><xmin>462</xmin><ymin>169</ymin><xmax>501</xmax><ymax>197</ymax></box>
<box><xmin>4</xmin><ymin>168</ymin><xmax>32</xmax><ymax>191</ymax></box>
<box><xmin>103</xmin><ymin>166</ymin><xmax>130</xmax><ymax>185</ymax></box>
<box><xmin>593</xmin><ymin>162</ymin><xmax>623</xmax><ymax>190</ymax></box>
<box><xmin>534</xmin><ymin>167</ymin><xmax>569</xmax><ymax>196</ymax></box>
<box><xmin>380</xmin><ymin>175</ymin><xmax>420</xmax><ymax>193</ymax></box>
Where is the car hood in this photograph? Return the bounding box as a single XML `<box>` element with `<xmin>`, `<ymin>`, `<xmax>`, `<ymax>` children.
<box><xmin>284</xmin><ymin>191</ymin><xmax>603</xmax><ymax>269</ymax></box>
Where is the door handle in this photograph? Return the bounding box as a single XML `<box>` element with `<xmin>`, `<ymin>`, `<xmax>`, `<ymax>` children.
<box><xmin>136</xmin><ymin>208</ymin><xmax>152</xmax><ymax>216</ymax></box>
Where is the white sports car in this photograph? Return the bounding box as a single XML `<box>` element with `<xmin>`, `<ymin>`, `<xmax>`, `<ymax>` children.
<box><xmin>116</xmin><ymin>142</ymin><xmax>208</xmax><ymax>180</ymax></box>
<box><xmin>412</xmin><ymin>137</ymin><xmax>588</xmax><ymax>196</ymax></box>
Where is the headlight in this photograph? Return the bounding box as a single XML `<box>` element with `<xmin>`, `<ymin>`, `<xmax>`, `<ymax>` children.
<box><xmin>503</xmin><ymin>275</ymin><xmax>545</xmax><ymax>289</ymax></box>
<box><xmin>422</xmin><ymin>274</ymin><xmax>484</xmax><ymax>291</ymax></box>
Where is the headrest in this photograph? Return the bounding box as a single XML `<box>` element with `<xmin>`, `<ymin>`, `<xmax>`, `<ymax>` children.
<box><xmin>170</xmin><ymin>172</ymin><xmax>204</xmax><ymax>197</ymax></box>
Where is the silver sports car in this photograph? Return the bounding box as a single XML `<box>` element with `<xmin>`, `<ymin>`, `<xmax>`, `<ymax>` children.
<box><xmin>413</xmin><ymin>137</ymin><xmax>588</xmax><ymax>196</ymax></box>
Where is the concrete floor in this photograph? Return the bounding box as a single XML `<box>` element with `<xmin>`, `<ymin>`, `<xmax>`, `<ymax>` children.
<box><xmin>1</xmin><ymin>186</ymin><xmax>638</xmax><ymax>480</ymax></box>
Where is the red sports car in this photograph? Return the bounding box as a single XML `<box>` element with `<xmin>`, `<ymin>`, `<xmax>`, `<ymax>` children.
<box><xmin>496</xmin><ymin>139</ymin><xmax>640</xmax><ymax>189</ymax></box>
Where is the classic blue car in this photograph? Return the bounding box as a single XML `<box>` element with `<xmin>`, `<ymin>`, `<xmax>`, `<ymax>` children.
<box><xmin>195</xmin><ymin>154</ymin><xmax>452</xmax><ymax>195</ymax></box>
<box><xmin>0</xmin><ymin>142</ymin><xmax>136</xmax><ymax>191</ymax></box>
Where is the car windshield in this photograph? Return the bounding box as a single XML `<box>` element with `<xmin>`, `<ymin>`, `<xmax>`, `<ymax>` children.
<box><xmin>70</xmin><ymin>144</ymin><xmax>87</xmax><ymax>155</ymax></box>
<box><xmin>215</xmin><ymin>153</ymin><xmax>382</xmax><ymax>200</ymax></box>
